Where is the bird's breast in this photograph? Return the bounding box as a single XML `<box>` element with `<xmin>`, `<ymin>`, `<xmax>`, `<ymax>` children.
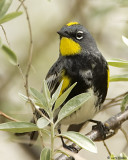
<box><xmin>60</xmin><ymin>88</ymin><xmax>98</xmax><ymax>125</ymax></box>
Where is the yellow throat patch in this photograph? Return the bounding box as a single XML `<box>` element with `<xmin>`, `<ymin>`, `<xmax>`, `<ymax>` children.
<box><xmin>60</xmin><ymin>37</ymin><xmax>81</xmax><ymax>56</ymax></box>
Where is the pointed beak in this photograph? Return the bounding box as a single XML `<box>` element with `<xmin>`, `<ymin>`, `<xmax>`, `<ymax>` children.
<box><xmin>57</xmin><ymin>31</ymin><xmax>61</xmax><ymax>35</ymax></box>
<box><xmin>57</xmin><ymin>31</ymin><xmax>63</xmax><ymax>37</ymax></box>
<box><xmin>57</xmin><ymin>30</ymin><xmax>68</xmax><ymax>37</ymax></box>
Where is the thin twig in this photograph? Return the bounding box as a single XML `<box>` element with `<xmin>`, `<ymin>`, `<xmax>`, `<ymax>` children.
<box><xmin>103</xmin><ymin>103</ymin><xmax>121</xmax><ymax>109</ymax></box>
<box><xmin>0</xmin><ymin>111</ymin><xmax>19</xmax><ymax>122</ymax></box>
<box><xmin>103</xmin><ymin>140</ymin><xmax>111</xmax><ymax>156</ymax></box>
<box><xmin>104</xmin><ymin>92</ymin><xmax>128</xmax><ymax>108</ymax></box>
<box><xmin>18</xmin><ymin>0</ymin><xmax>35</xmax><ymax>119</ymax></box>
<box><xmin>16</xmin><ymin>0</ymin><xmax>26</xmax><ymax>11</ymax></box>
<box><xmin>0</xmin><ymin>25</ymin><xmax>10</xmax><ymax>46</ymax></box>
<box><xmin>120</xmin><ymin>127</ymin><xmax>128</xmax><ymax>144</ymax></box>
<box><xmin>17</xmin><ymin>1</ymin><xmax>45</xmax><ymax>147</ymax></box>
<box><xmin>17</xmin><ymin>64</ymin><xmax>25</xmax><ymax>82</ymax></box>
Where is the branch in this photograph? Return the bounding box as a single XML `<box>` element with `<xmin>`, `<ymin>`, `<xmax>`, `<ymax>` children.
<box><xmin>103</xmin><ymin>91</ymin><xmax>128</xmax><ymax>110</ymax></box>
<box><xmin>56</xmin><ymin>106</ymin><xmax>128</xmax><ymax>160</ymax></box>
<box><xmin>0</xmin><ymin>111</ymin><xmax>19</xmax><ymax>122</ymax></box>
<box><xmin>0</xmin><ymin>25</ymin><xmax>10</xmax><ymax>46</ymax></box>
<box><xmin>17</xmin><ymin>0</ymin><xmax>36</xmax><ymax>118</ymax></box>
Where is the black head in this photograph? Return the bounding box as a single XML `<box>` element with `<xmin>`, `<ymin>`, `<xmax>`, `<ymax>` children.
<box><xmin>57</xmin><ymin>22</ymin><xmax>98</xmax><ymax>56</ymax></box>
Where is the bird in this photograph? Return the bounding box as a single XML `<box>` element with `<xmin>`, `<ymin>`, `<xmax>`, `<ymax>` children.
<box><xmin>31</xmin><ymin>22</ymin><xmax>109</xmax><ymax>149</ymax></box>
<box><xmin>46</xmin><ymin>22</ymin><xmax>109</xmax><ymax>124</ymax></box>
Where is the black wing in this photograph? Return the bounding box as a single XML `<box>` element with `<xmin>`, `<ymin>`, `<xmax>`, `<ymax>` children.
<box><xmin>45</xmin><ymin>57</ymin><xmax>64</xmax><ymax>96</ymax></box>
<box><xmin>29</xmin><ymin>58</ymin><xmax>64</xmax><ymax>143</ymax></box>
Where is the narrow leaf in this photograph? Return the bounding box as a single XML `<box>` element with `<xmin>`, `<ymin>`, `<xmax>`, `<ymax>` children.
<box><xmin>0</xmin><ymin>0</ymin><xmax>5</xmax><ymax>12</ymax></box>
<box><xmin>119</xmin><ymin>153</ymin><xmax>128</xmax><ymax>159</ymax></box>
<box><xmin>107</xmin><ymin>59</ymin><xmax>128</xmax><ymax>68</ymax></box>
<box><xmin>2</xmin><ymin>44</ymin><xmax>17</xmax><ymax>65</ymax></box>
<box><xmin>55</xmin><ymin>150</ymin><xmax>70</xmax><ymax>158</ymax></box>
<box><xmin>56</xmin><ymin>92</ymin><xmax>91</xmax><ymax>124</ymax></box>
<box><xmin>37</xmin><ymin>117</ymin><xmax>50</xmax><ymax>129</ymax></box>
<box><xmin>121</xmin><ymin>94</ymin><xmax>128</xmax><ymax>111</ymax></box>
<box><xmin>51</xmin><ymin>80</ymin><xmax>63</xmax><ymax>105</ymax></box>
<box><xmin>0</xmin><ymin>122</ymin><xmax>39</xmax><ymax>133</ymax></box>
<box><xmin>110</xmin><ymin>154</ymin><xmax>116</xmax><ymax>160</ymax></box>
<box><xmin>30</xmin><ymin>87</ymin><xmax>47</xmax><ymax>109</ymax></box>
<box><xmin>122</xmin><ymin>35</ymin><xmax>128</xmax><ymax>46</ymax></box>
<box><xmin>0</xmin><ymin>0</ymin><xmax>12</xmax><ymax>19</ymax></box>
<box><xmin>18</xmin><ymin>92</ymin><xmax>29</xmax><ymax>102</ymax></box>
<box><xmin>0</xmin><ymin>37</ymin><xmax>2</xmax><ymax>48</ymax></box>
<box><xmin>42</xmin><ymin>129</ymin><xmax>51</xmax><ymax>137</ymax></box>
<box><xmin>40</xmin><ymin>148</ymin><xmax>51</xmax><ymax>160</ymax></box>
<box><xmin>110</xmin><ymin>74</ymin><xmax>128</xmax><ymax>82</ymax></box>
<box><xmin>59</xmin><ymin>131</ymin><xmax>97</xmax><ymax>153</ymax></box>
<box><xmin>43</xmin><ymin>79</ymin><xmax>51</xmax><ymax>103</ymax></box>
<box><xmin>54</xmin><ymin>83</ymin><xmax>77</xmax><ymax>111</ymax></box>
<box><xmin>0</xmin><ymin>11</ymin><xmax>22</xmax><ymax>24</ymax></box>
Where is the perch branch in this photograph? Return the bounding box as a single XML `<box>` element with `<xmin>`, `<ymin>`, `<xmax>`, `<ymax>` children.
<box><xmin>56</xmin><ymin>106</ymin><xmax>128</xmax><ymax>160</ymax></box>
<box><xmin>0</xmin><ymin>111</ymin><xmax>19</xmax><ymax>122</ymax></box>
<box><xmin>0</xmin><ymin>25</ymin><xmax>10</xmax><ymax>46</ymax></box>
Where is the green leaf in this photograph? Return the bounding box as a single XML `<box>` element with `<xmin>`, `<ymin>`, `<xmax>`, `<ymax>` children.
<box><xmin>37</xmin><ymin>117</ymin><xmax>50</xmax><ymax>129</ymax></box>
<box><xmin>0</xmin><ymin>0</ymin><xmax>5</xmax><ymax>12</ymax></box>
<box><xmin>0</xmin><ymin>11</ymin><xmax>22</xmax><ymax>24</ymax></box>
<box><xmin>110</xmin><ymin>74</ymin><xmax>128</xmax><ymax>82</ymax></box>
<box><xmin>40</xmin><ymin>148</ymin><xmax>51</xmax><ymax>160</ymax></box>
<box><xmin>119</xmin><ymin>153</ymin><xmax>128</xmax><ymax>159</ymax></box>
<box><xmin>122</xmin><ymin>35</ymin><xmax>128</xmax><ymax>46</ymax></box>
<box><xmin>110</xmin><ymin>154</ymin><xmax>116</xmax><ymax>160</ymax></box>
<box><xmin>54</xmin><ymin>83</ymin><xmax>77</xmax><ymax>111</ymax></box>
<box><xmin>55</xmin><ymin>150</ymin><xmax>70</xmax><ymax>158</ymax></box>
<box><xmin>0</xmin><ymin>122</ymin><xmax>39</xmax><ymax>133</ymax></box>
<box><xmin>43</xmin><ymin>80</ymin><xmax>51</xmax><ymax>103</ymax></box>
<box><xmin>121</xmin><ymin>94</ymin><xmax>128</xmax><ymax>111</ymax></box>
<box><xmin>51</xmin><ymin>80</ymin><xmax>63</xmax><ymax>105</ymax></box>
<box><xmin>107</xmin><ymin>59</ymin><xmax>128</xmax><ymax>68</ymax></box>
<box><xmin>2</xmin><ymin>44</ymin><xmax>17</xmax><ymax>65</ymax></box>
<box><xmin>30</xmin><ymin>87</ymin><xmax>48</xmax><ymax>112</ymax></box>
<box><xmin>18</xmin><ymin>92</ymin><xmax>29</xmax><ymax>102</ymax></box>
<box><xmin>0</xmin><ymin>0</ymin><xmax>12</xmax><ymax>19</ymax></box>
<box><xmin>42</xmin><ymin>129</ymin><xmax>51</xmax><ymax>137</ymax></box>
<box><xmin>59</xmin><ymin>131</ymin><xmax>97</xmax><ymax>153</ymax></box>
<box><xmin>56</xmin><ymin>92</ymin><xmax>91</xmax><ymax>124</ymax></box>
<box><xmin>0</xmin><ymin>37</ymin><xmax>2</xmax><ymax>48</ymax></box>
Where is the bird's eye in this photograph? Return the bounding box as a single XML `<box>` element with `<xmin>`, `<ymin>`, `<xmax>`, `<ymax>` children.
<box><xmin>76</xmin><ymin>31</ymin><xmax>84</xmax><ymax>40</ymax></box>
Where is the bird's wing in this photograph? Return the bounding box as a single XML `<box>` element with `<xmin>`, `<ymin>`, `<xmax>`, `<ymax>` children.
<box><xmin>45</xmin><ymin>58</ymin><xmax>64</xmax><ymax>96</ymax></box>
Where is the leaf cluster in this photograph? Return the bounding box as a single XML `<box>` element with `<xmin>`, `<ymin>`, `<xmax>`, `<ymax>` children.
<box><xmin>107</xmin><ymin>36</ymin><xmax>128</xmax><ymax>111</ymax></box>
<box><xmin>0</xmin><ymin>80</ymin><xmax>96</xmax><ymax>159</ymax></box>
<box><xmin>0</xmin><ymin>0</ymin><xmax>22</xmax><ymax>65</ymax></box>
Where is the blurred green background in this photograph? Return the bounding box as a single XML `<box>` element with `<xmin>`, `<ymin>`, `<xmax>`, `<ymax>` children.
<box><xmin>0</xmin><ymin>0</ymin><xmax>128</xmax><ymax>160</ymax></box>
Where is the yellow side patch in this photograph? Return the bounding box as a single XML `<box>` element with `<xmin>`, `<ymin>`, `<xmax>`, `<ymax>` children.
<box><xmin>66</xmin><ymin>22</ymin><xmax>79</xmax><ymax>26</ymax></box>
<box><xmin>59</xmin><ymin>76</ymin><xmax>70</xmax><ymax>96</ymax></box>
<box><xmin>60</xmin><ymin>37</ymin><xmax>81</xmax><ymax>56</ymax></box>
<box><xmin>107</xmin><ymin>67</ymin><xmax>110</xmax><ymax>88</ymax></box>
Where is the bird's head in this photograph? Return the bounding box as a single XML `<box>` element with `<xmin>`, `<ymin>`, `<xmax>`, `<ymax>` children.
<box><xmin>57</xmin><ymin>22</ymin><xmax>98</xmax><ymax>56</ymax></box>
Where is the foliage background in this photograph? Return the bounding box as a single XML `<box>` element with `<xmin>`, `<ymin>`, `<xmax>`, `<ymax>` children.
<box><xmin>0</xmin><ymin>0</ymin><xmax>128</xmax><ymax>160</ymax></box>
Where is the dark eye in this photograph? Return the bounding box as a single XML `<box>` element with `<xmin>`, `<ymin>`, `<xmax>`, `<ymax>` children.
<box><xmin>76</xmin><ymin>31</ymin><xmax>84</xmax><ymax>40</ymax></box>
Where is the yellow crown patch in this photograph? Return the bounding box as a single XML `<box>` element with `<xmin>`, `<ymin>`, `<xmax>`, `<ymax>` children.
<box><xmin>66</xmin><ymin>22</ymin><xmax>79</xmax><ymax>26</ymax></box>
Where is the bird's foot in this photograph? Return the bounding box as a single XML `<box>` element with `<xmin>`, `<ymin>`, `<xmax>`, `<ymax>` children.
<box><xmin>89</xmin><ymin>119</ymin><xmax>109</xmax><ymax>140</ymax></box>
<box><xmin>63</xmin><ymin>143</ymin><xmax>78</xmax><ymax>153</ymax></box>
